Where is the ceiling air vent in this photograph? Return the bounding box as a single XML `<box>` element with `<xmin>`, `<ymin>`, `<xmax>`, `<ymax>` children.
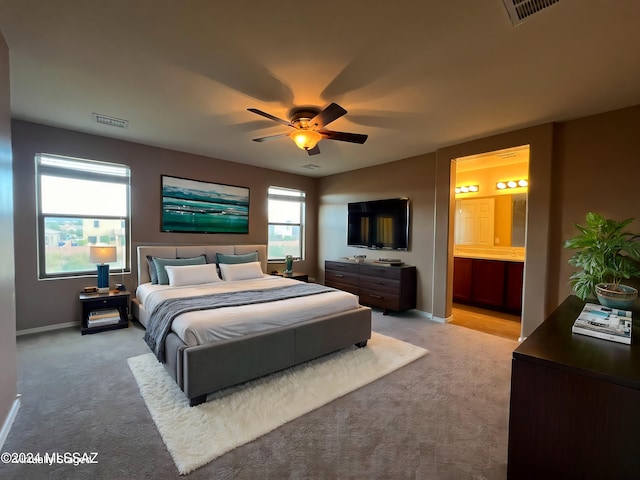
<box><xmin>302</xmin><ymin>164</ymin><xmax>321</xmax><ymax>170</ymax></box>
<box><xmin>92</xmin><ymin>113</ymin><xmax>129</xmax><ymax>129</ymax></box>
<box><xmin>502</xmin><ymin>0</ymin><xmax>561</xmax><ymax>26</ymax></box>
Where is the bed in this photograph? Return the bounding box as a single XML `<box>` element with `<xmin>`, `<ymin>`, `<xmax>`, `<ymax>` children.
<box><xmin>132</xmin><ymin>244</ymin><xmax>372</xmax><ymax>406</ymax></box>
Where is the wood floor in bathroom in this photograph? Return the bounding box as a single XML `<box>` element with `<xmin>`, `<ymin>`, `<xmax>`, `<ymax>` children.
<box><xmin>451</xmin><ymin>302</ymin><xmax>521</xmax><ymax>341</ymax></box>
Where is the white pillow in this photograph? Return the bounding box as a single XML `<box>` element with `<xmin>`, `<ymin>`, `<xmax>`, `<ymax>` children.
<box><xmin>164</xmin><ymin>263</ymin><xmax>222</xmax><ymax>287</ymax></box>
<box><xmin>219</xmin><ymin>261</ymin><xmax>264</xmax><ymax>281</ymax></box>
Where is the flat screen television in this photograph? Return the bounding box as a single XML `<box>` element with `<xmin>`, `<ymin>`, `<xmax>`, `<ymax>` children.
<box><xmin>347</xmin><ymin>198</ymin><xmax>409</xmax><ymax>250</ymax></box>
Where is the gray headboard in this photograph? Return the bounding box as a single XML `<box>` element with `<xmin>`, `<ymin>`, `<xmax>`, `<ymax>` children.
<box><xmin>137</xmin><ymin>244</ymin><xmax>267</xmax><ymax>285</ymax></box>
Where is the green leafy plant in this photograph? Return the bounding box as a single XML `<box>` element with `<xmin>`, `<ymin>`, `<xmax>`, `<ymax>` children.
<box><xmin>564</xmin><ymin>212</ymin><xmax>640</xmax><ymax>300</ymax></box>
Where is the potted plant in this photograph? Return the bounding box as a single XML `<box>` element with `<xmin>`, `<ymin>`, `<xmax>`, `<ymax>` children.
<box><xmin>564</xmin><ymin>212</ymin><xmax>640</xmax><ymax>308</ymax></box>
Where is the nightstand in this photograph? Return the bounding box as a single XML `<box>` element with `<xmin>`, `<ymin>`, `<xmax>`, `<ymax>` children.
<box><xmin>79</xmin><ymin>290</ymin><xmax>130</xmax><ymax>335</ymax></box>
<box><xmin>272</xmin><ymin>271</ymin><xmax>309</xmax><ymax>282</ymax></box>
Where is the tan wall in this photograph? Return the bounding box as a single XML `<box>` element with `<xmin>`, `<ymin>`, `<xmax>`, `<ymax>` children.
<box><xmin>318</xmin><ymin>153</ymin><xmax>437</xmax><ymax>312</ymax></box>
<box><xmin>319</xmin><ymin>106</ymin><xmax>640</xmax><ymax>337</ymax></box>
<box><xmin>548</xmin><ymin>104</ymin><xmax>640</xmax><ymax>307</ymax></box>
<box><xmin>11</xmin><ymin>104</ymin><xmax>640</xmax><ymax>335</ymax></box>
<box><xmin>12</xmin><ymin>121</ymin><xmax>318</xmax><ymax>331</ymax></box>
<box><xmin>0</xmin><ymin>31</ymin><xmax>18</xmax><ymax>438</ymax></box>
<box><xmin>319</xmin><ymin>123</ymin><xmax>554</xmax><ymax>336</ymax></box>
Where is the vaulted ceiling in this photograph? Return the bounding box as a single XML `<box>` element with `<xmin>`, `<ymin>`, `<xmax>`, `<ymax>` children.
<box><xmin>1</xmin><ymin>0</ymin><xmax>639</xmax><ymax>176</ymax></box>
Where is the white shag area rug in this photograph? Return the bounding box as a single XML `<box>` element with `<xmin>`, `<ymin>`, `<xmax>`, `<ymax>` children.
<box><xmin>127</xmin><ymin>332</ymin><xmax>428</xmax><ymax>475</ymax></box>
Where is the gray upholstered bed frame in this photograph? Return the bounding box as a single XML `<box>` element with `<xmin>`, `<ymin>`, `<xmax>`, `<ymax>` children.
<box><xmin>132</xmin><ymin>245</ymin><xmax>372</xmax><ymax>406</ymax></box>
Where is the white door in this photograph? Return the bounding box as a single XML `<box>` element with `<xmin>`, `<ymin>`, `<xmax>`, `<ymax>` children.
<box><xmin>455</xmin><ymin>198</ymin><xmax>495</xmax><ymax>246</ymax></box>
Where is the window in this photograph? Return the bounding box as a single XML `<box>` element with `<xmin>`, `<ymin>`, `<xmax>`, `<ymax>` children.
<box><xmin>268</xmin><ymin>186</ymin><xmax>305</xmax><ymax>261</ymax></box>
<box><xmin>36</xmin><ymin>154</ymin><xmax>131</xmax><ymax>279</ymax></box>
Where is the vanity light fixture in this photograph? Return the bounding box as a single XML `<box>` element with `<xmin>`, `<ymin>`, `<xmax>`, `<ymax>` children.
<box><xmin>496</xmin><ymin>179</ymin><xmax>528</xmax><ymax>190</ymax></box>
<box><xmin>455</xmin><ymin>184</ymin><xmax>479</xmax><ymax>194</ymax></box>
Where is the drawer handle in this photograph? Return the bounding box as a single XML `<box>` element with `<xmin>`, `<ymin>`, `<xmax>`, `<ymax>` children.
<box><xmin>375</xmin><ymin>281</ymin><xmax>385</xmax><ymax>285</ymax></box>
<box><xmin>334</xmin><ymin>274</ymin><xmax>345</xmax><ymax>278</ymax></box>
<box><xmin>369</xmin><ymin>294</ymin><xmax>383</xmax><ymax>299</ymax></box>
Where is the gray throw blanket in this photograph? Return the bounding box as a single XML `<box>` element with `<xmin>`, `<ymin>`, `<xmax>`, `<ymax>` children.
<box><xmin>144</xmin><ymin>282</ymin><xmax>335</xmax><ymax>362</ymax></box>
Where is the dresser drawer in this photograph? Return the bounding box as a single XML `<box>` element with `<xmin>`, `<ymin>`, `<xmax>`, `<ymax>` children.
<box><xmin>324</xmin><ymin>280</ymin><xmax>359</xmax><ymax>296</ymax></box>
<box><xmin>325</xmin><ymin>261</ymin><xmax>360</xmax><ymax>274</ymax></box>
<box><xmin>359</xmin><ymin>275</ymin><xmax>400</xmax><ymax>294</ymax></box>
<box><xmin>358</xmin><ymin>290</ymin><xmax>400</xmax><ymax>311</ymax></box>
<box><xmin>325</xmin><ymin>269</ymin><xmax>360</xmax><ymax>287</ymax></box>
<box><xmin>359</xmin><ymin>264</ymin><xmax>402</xmax><ymax>280</ymax></box>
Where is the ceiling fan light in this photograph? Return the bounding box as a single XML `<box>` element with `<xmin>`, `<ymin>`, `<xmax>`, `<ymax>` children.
<box><xmin>290</xmin><ymin>130</ymin><xmax>322</xmax><ymax>151</ymax></box>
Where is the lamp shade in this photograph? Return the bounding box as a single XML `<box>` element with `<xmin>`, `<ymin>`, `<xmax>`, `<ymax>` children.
<box><xmin>90</xmin><ymin>245</ymin><xmax>117</xmax><ymax>264</ymax></box>
<box><xmin>289</xmin><ymin>130</ymin><xmax>322</xmax><ymax>151</ymax></box>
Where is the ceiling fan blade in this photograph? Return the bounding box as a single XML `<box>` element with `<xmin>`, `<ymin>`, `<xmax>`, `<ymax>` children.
<box><xmin>247</xmin><ymin>108</ymin><xmax>293</xmax><ymax>127</ymax></box>
<box><xmin>307</xmin><ymin>145</ymin><xmax>321</xmax><ymax>156</ymax></box>
<box><xmin>252</xmin><ymin>133</ymin><xmax>290</xmax><ymax>142</ymax></box>
<box><xmin>308</xmin><ymin>103</ymin><xmax>347</xmax><ymax>130</ymax></box>
<box><xmin>319</xmin><ymin>130</ymin><xmax>368</xmax><ymax>144</ymax></box>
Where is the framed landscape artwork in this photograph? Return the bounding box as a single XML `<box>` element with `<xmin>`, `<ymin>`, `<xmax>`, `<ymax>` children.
<box><xmin>161</xmin><ymin>175</ymin><xmax>250</xmax><ymax>234</ymax></box>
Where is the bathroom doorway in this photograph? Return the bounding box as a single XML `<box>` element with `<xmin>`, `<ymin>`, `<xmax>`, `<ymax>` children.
<box><xmin>450</xmin><ymin>146</ymin><xmax>529</xmax><ymax>341</ymax></box>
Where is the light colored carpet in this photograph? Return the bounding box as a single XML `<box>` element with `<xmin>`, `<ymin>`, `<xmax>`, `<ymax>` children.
<box><xmin>127</xmin><ymin>332</ymin><xmax>428</xmax><ymax>475</ymax></box>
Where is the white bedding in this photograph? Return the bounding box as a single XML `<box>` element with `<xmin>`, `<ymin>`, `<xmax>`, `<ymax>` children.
<box><xmin>136</xmin><ymin>276</ymin><xmax>360</xmax><ymax>347</ymax></box>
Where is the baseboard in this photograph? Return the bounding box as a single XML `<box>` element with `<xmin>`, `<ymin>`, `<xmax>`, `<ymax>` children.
<box><xmin>430</xmin><ymin>315</ymin><xmax>450</xmax><ymax>323</ymax></box>
<box><xmin>411</xmin><ymin>309</ymin><xmax>433</xmax><ymax>320</ymax></box>
<box><xmin>408</xmin><ymin>309</ymin><xmax>451</xmax><ymax>323</ymax></box>
<box><xmin>17</xmin><ymin>316</ymin><xmax>133</xmax><ymax>336</ymax></box>
<box><xmin>16</xmin><ymin>321</ymin><xmax>77</xmax><ymax>336</ymax></box>
<box><xmin>0</xmin><ymin>395</ymin><xmax>21</xmax><ymax>451</ymax></box>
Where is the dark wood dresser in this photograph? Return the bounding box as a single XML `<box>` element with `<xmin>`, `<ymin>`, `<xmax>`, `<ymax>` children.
<box><xmin>324</xmin><ymin>260</ymin><xmax>416</xmax><ymax>313</ymax></box>
<box><xmin>507</xmin><ymin>295</ymin><xmax>640</xmax><ymax>479</ymax></box>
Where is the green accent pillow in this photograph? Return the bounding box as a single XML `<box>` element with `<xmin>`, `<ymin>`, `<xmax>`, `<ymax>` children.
<box><xmin>153</xmin><ymin>255</ymin><xmax>207</xmax><ymax>285</ymax></box>
<box><xmin>216</xmin><ymin>251</ymin><xmax>258</xmax><ymax>265</ymax></box>
<box><xmin>146</xmin><ymin>255</ymin><xmax>159</xmax><ymax>284</ymax></box>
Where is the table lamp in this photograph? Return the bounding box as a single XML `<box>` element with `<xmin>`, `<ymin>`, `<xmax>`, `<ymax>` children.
<box><xmin>90</xmin><ymin>245</ymin><xmax>117</xmax><ymax>293</ymax></box>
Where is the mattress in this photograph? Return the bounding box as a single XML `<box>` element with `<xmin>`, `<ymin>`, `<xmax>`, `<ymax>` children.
<box><xmin>136</xmin><ymin>276</ymin><xmax>360</xmax><ymax>347</ymax></box>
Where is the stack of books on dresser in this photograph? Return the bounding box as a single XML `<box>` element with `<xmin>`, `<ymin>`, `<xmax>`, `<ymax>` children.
<box><xmin>373</xmin><ymin>258</ymin><xmax>403</xmax><ymax>266</ymax></box>
<box><xmin>572</xmin><ymin>303</ymin><xmax>632</xmax><ymax>344</ymax></box>
<box><xmin>88</xmin><ymin>309</ymin><xmax>121</xmax><ymax>328</ymax></box>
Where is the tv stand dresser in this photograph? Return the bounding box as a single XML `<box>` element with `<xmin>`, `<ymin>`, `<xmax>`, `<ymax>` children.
<box><xmin>507</xmin><ymin>295</ymin><xmax>640</xmax><ymax>479</ymax></box>
<box><xmin>324</xmin><ymin>260</ymin><xmax>416</xmax><ymax>314</ymax></box>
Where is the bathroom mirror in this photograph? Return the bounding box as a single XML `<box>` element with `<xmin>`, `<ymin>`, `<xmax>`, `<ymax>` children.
<box><xmin>511</xmin><ymin>193</ymin><xmax>526</xmax><ymax>247</ymax></box>
<box><xmin>454</xmin><ymin>194</ymin><xmax>527</xmax><ymax>247</ymax></box>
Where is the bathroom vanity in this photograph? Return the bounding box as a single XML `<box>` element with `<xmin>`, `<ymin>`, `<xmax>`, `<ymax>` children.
<box><xmin>453</xmin><ymin>247</ymin><xmax>524</xmax><ymax>313</ymax></box>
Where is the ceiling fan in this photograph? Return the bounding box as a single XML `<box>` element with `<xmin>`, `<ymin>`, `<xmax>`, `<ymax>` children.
<box><xmin>247</xmin><ymin>103</ymin><xmax>367</xmax><ymax>155</ymax></box>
